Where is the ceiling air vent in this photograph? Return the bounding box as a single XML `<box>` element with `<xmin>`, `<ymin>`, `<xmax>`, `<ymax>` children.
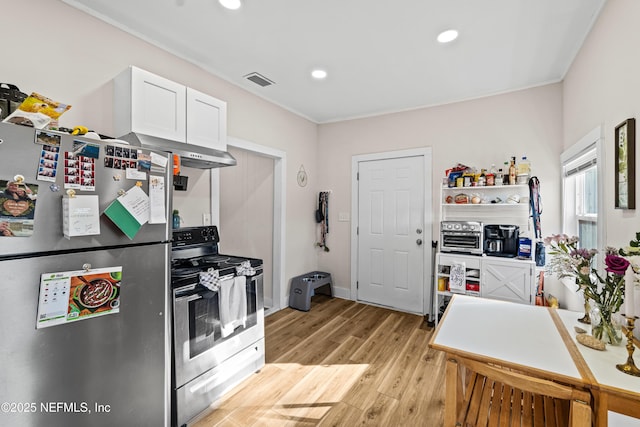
<box><xmin>244</xmin><ymin>72</ymin><xmax>275</xmax><ymax>87</ymax></box>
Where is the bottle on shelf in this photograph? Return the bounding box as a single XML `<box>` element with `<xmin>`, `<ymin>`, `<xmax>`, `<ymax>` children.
<box><xmin>516</xmin><ymin>156</ymin><xmax>531</xmax><ymax>185</ymax></box>
<box><xmin>478</xmin><ymin>169</ymin><xmax>486</xmax><ymax>186</ymax></box>
<box><xmin>517</xmin><ymin>156</ymin><xmax>531</xmax><ymax>175</ymax></box>
<box><xmin>486</xmin><ymin>164</ymin><xmax>496</xmax><ymax>186</ymax></box>
<box><xmin>503</xmin><ymin>162</ymin><xmax>510</xmax><ymax>185</ymax></box>
<box><xmin>495</xmin><ymin>168</ymin><xmax>504</xmax><ymax>186</ymax></box>
<box><xmin>508</xmin><ymin>157</ymin><xmax>517</xmax><ymax>185</ymax></box>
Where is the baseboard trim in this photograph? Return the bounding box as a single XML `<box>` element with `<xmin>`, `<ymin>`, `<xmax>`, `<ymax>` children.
<box><xmin>332</xmin><ymin>286</ymin><xmax>351</xmax><ymax>300</ymax></box>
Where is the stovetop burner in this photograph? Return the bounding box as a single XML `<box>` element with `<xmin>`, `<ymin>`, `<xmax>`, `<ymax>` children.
<box><xmin>171</xmin><ymin>267</ymin><xmax>203</xmax><ymax>278</ymax></box>
<box><xmin>171</xmin><ymin>253</ymin><xmax>263</xmax><ymax>286</ymax></box>
<box><xmin>173</xmin><ymin>255</ymin><xmax>261</xmax><ymax>270</ymax></box>
<box><xmin>170</xmin><ymin>226</ymin><xmax>263</xmax><ymax>287</ymax></box>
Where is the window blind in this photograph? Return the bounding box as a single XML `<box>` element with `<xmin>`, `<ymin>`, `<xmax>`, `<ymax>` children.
<box><xmin>563</xmin><ymin>144</ymin><xmax>597</xmax><ymax>177</ymax></box>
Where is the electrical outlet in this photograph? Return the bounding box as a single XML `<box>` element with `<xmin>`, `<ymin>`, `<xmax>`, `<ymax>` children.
<box><xmin>202</xmin><ymin>213</ymin><xmax>211</xmax><ymax>225</ymax></box>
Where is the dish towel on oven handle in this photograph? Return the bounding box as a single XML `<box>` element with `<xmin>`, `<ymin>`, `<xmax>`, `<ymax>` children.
<box><xmin>236</xmin><ymin>260</ymin><xmax>256</xmax><ymax>276</ymax></box>
<box><xmin>219</xmin><ymin>275</ymin><xmax>247</xmax><ymax>338</ymax></box>
<box><xmin>199</xmin><ymin>268</ymin><xmax>221</xmax><ymax>292</ymax></box>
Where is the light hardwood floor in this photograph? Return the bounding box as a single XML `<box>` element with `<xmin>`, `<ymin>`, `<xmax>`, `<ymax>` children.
<box><xmin>193</xmin><ymin>295</ymin><xmax>446</xmax><ymax>426</ymax></box>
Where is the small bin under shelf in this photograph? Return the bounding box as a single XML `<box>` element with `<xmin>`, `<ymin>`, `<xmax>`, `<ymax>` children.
<box><xmin>289</xmin><ymin>271</ymin><xmax>333</xmax><ymax>312</ymax></box>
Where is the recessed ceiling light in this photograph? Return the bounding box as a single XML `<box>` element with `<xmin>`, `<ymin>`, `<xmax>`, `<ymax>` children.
<box><xmin>311</xmin><ymin>69</ymin><xmax>327</xmax><ymax>80</ymax></box>
<box><xmin>437</xmin><ymin>29</ymin><xmax>458</xmax><ymax>43</ymax></box>
<box><xmin>219</xmin><ymin>0</ymin><xmax>241</xmax><ymax>10</ymax></box>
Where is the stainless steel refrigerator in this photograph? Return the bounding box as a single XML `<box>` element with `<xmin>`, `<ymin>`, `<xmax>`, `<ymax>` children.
<box><xmin>0</xmin><ymin>123</ymin><xmax>171</xmax><ymax>427</ymax></box>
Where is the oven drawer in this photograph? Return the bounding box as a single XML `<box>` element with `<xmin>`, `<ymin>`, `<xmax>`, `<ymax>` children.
<box><xmin>175</xmin><ymin>338</ymin><xmax>265</xmax><ymax>427</ymax></box>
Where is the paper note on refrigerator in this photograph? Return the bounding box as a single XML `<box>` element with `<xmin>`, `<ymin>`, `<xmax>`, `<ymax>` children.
<box><xmin>62</xmin><ymin>195</ymin><xmax>100</xmax><ymax>239</ymax></box>
<box><xmin>36</xmin><ymin>266</ymin><xmax>122</xmax><ymax>329</ymax></box>
<box><xmin>150</xmin><ymin>152</ymin><xmax>168</xmax><ymax>167</ymax></box>
<box><xmin>103</xmin><ymin>185</ymin><xmax>150</xmax><ymax>239</ymax></box>
<box><xmin>148</xmin><ymin>176</ymin><xmax>166</xmax><ymax>224</ymax></box>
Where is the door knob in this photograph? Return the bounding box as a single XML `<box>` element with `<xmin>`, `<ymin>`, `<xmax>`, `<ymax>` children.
<box><xmin>416</xmin><ymin>239</ymin><xmax>423</xmax><ymax>246</ymax></box>
<box><xmin>416</xmin><ymin>228</ymin><xmax>423</xmax><ymax>234</ymax></box>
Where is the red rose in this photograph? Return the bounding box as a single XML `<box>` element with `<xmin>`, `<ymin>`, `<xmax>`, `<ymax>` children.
<box><xmin>605</xmin><ymin>254</ymin><xmax>630</xmax><ymax>276</ymax></box>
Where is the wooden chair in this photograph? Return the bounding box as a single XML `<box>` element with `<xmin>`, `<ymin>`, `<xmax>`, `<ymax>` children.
<box><xmin>451</xmin><ymin>357</ymin><xmax>592</xmax><ymax>427</ymax></box>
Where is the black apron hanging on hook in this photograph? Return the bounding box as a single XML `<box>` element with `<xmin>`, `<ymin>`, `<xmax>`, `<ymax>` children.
<box><xmin>316</xmin><ymin>192</ymin><xmax>330</xmax><ymax>251</ymax></box>
<box><xmin>315</xmin><ymin>192</ymin><xmax>324</xmax><ymax>223</ymax></box>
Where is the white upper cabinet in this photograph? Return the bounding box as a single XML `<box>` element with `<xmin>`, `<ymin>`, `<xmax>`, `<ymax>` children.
<box><xmin>186</xmin><ymin>87</ymin><xmax>227</xmax><ymax>150</ymax></box>
<box><xmin>114</xmin><ymin>66</ymin><xmax>227</xmax><ymax>150</ymax></box>
<box><xmin>114</xmin><ymin>66</ymin><xmax>187</xmax><ymax>142</ymax></box>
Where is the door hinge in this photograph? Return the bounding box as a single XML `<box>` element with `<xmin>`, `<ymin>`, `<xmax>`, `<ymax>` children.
<box><xmin>357</xmin><ymin>281</ymin><xmax>359</xmax><ymax>289</ymax></box>
<box><xmin>357</xmin><ymin>226</ymin><xmax>359</xmax><ymax>235</ymax></box>
<box><xmin>357</xmin><ymin>172</ymin><xmax>359</xmax><ymax>180</ymax></box>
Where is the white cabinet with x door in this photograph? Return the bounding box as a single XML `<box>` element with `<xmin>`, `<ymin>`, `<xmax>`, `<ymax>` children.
<box><xmin>434</xmin><ymin>253</ymin><xmax>534</xmax><ymax>324</ymax></box>
<box><xmin>481</xmin><ymin>257</ymin><xmax>535</xmax><ymax>305</ymax></box>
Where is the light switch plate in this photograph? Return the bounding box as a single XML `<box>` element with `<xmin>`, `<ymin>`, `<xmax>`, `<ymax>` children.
<box><xmin>202</xmin><ymin>213</ymin><xmax>211</xmax><ymax>225</ymax></box>
<box><xmin>338</xmin><ymin>212</ymin><xmax>350</xmax><ymax>222</ymax></box>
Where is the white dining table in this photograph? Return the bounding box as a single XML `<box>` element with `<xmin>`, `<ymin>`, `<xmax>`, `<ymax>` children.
<box><xmin>555</xmin><ymin>309</ymin><xmax>640</xmax><ymax>426</ymax></box>
<box><xmin>429</xmin><ymin>294</ymin><xmax>640</xmax><ymax>426</ymax></box>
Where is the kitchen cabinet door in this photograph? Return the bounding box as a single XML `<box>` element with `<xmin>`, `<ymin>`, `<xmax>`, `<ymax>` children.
<box><xmin>114</xmin><ymin>66</ymin><xmax>187</xmax><ymax>141</ymax></box>
<box><xmin>481</xmin><ymin>258</ymin><xmax>534</xmax><ymax>305</ymax></box>
<box><xmin>186</xmin><ymin>87</ymin><xmax>227</xmax><ymax>150</ymax></box>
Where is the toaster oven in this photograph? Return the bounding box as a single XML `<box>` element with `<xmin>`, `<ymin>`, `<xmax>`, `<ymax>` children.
<box><xmin>440</xmin><ymin>221</ymin><xmax>484</xmax><ymax>255</ymax></box>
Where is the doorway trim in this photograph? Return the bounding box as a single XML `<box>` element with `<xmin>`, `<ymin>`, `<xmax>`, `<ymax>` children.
<box><xmin>350</xmin><ymin>147</ymin><xmax>433</xmax><ymax>315</ymax></box>
<box><xmin>211</xmin><ymin>136</ymin><xmax>286</xmax><ymax>315</ymax></box>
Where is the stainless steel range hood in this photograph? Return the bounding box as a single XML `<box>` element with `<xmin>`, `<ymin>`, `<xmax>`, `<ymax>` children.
<box><xmin>119</xmin><ymin>132</ymin><xmax>236</xmax><ymax>169</ymax></box>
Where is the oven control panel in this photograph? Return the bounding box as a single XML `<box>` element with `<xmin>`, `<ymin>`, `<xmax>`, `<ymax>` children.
<box><xmin>441</xmin><ymin>221</ymin><xmax>482</xmax><ymax>232</ymax></box>
<box><xmin>172</xmin><ymin>226</ymin><xmax>220</xmax><ymax>246</ymax></box>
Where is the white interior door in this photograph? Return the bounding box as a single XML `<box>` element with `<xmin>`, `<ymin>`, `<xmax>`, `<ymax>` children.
<box><xmin>357</xmin><ymin>156</ymin><xmax>425</xmax><ymax>313</ymax></box>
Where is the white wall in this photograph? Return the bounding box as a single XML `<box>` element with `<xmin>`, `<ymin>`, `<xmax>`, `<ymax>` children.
<box><xmin>317</xmin><ymin>84</ymin><xmax>564</xmax><ymax>296</ymax></box>
<box><xmin>6</xmin><ymin>0</ymin><xmax>635</xmax><ymax>313</ymax></box>
<box><xmin>219</xmin><ymin>147</ymin><xmax>274</xmax><ymax>307</ymax></box>
<box><xmin>562</xmin><ymin>0</ymin><xmax>640</xmax><ymax>313</ymax></box>
<box><xmin>3</xmin><ymin>0</ymin><xmax>319</xmax><ymax>296</ymax></box>
<box><xmin>172</xmin><ymin>166</ymin><xmax>210</xmax><ymax>227</ymax></box>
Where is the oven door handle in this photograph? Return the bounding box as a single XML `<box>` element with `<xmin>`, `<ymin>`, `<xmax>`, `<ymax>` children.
<box><xmin>175</xmin><ymin>294</ymin><xmax>203</xmax><ymax>303</ymax></box>
<box><xmin>176</xmin><ymin>290</ymin><xmax>218</xmax><ymax>302</ymax></box>
<box><xmin>175</xmin><ymin>287</ymin><xmax>217</xmax><ymax>301</ymax></box>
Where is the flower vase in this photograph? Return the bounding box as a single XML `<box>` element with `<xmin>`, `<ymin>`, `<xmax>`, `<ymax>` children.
<box><xmin>577</xmin><ymin>297</ymin><xmax>591</xmax><ymax>324</ymax></box>
<box><xmin>590</xmin><ymin>303</ymin><xmax>623</xmax><ymax>345</ymax></box>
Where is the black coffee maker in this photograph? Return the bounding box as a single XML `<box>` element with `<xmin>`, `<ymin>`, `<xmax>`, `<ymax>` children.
<box><xmin>483</xmin><ymin>225</ymin><xmax>519</xmax><ymax>257</ymax></box>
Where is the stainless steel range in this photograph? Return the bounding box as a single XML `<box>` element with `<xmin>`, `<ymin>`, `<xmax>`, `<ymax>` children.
<box><xmin>171</xmin><ymin>226</ymin><xmax>264</xmax><ymax>427</ymax></box>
